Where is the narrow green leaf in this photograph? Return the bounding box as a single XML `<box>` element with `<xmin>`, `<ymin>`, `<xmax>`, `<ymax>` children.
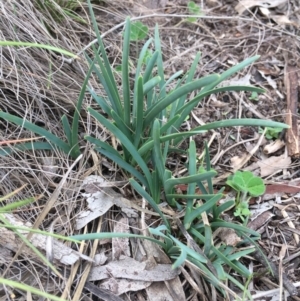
<box><xmin>85</xmin><ymin>136</ymin><xmax>148</xmax><ymax>188</ymax></box>
<box><xmin>85</xmin><ymin>136</ymin><xmax>122</xmax><ymax>159</ymax></box>
<box><xmin>176</xmin><ymin>52</ymin><xmax>201</xmax><ymax>110</ymax></box>
<box><xmin>0</xmin><ymin>197</ymin><xmax>35</xmax><ymax>212</ymax></box>
<box><xmin>0</xmin><ymin>215</ymin><xmax>60</xmax><ymax>277</ymax></box>
<box><xmin>87</xmin><ymin>0</ymin><xmax>122</xmax><ymax>114</ymax></box>
<box><xmin>138</xmin><ymin>130</ymin><xmax>206</xmax><ymax>158</ymax></box>
<box><xmin>148</xmin><ymin>226</ymin><xmax>173</xmax><ymax>250</ymax></box>
<box><xmin>0</xmin><ymin>278</ymin><xmax>67</xmax><ymax>301</ymax></box>
<box><xmin>172</xmin><ymin>86</ymin><xmax>264</xmax><ymax>132</ymax></box>
<box><xmin>0</xmin><ymin>223</ymin><xmax>79</xmax><ymax>243</ymax></box>
<box><xmin>135</xmin><ymin>38</ymin><xmax>153</xmax><ymax>82</ymax></box>
<box><xmin>0</xmin><ymin>112</ymin><xmax>70</xmax><ymax>154</ymax></box>
<box><xmin>203</xmin><ymin>225</ymin><xmax>212</xmax><ymax>256</ymax></box>
<box><xmin>152</xmin><ymin>120</ymin><xmax>165</xmax><ymax>181</ymax></box>
<box><xmin>122</xmin><ymin>18</ymin><xmax>131</xmax><ymax>127</ymax></box>
<box><xmin>0</xmin><ymin>142</ymin><xmax>54</xmax><ymax>156</ymax></box>
<box><xmin>71</xmin><ymin>231</ymin><xmax>166</xmax><ymax>248</ymax></box>
<box><xmin>90</xmin><ymin>46</ymin><xmax>122</xmax><ymax>116</ymax></box>
<box><xmin>215</xmin><ymin>200</ymin><xmax>235</xmax><ymax>218</ymax></box>
<box><xmin>204</xmin><ymin>142</ymin><xmax>214</xmax><ymax>194</ymax></box>
<box><xmin>129</xmin><ymin>179</ymin><xmax>170</xmax><ymax>230</ymax></box>
<box><xmin>210</xmin><ymin>220</ymin><xmax>259</xmax><ymax>237</ymax></box>
<box><xmin>184</xmin><ymin>193</ymin><xmax>222</xmax><ymax>226</ymax></box>
<box><xmin>172</xmin><ymin>248</ymin><xmax>187</xmax><ymax>269</ymax></box>
<box><xmin>0</xmin><ymin>41</ymin><xmax>77</xmax><ymax>58</ymax></box>
<box><xmin>154</xmin><ymin>24</ymin><xmax>166</xmax><ymax>99</ymax></box>
<box><xmin>201</xmin><ymin>55</ymin><xmax>260</xmax><ymax>93</ymax></box>
<box><xmin>144</xmin><ymin>74</ymin><xmax>219</xmax><ymax>127</ymax></box>
<box><xmin>190</xmin><ymin>228</ymin><xmax>251</xmax><ymax>278</ymax></box>
<box><xmin>212</xmin><ymin>262</ymin><xmax>227</xmax><ymax>280</ymax></box>
<box><xmin>111</xmin><ymin>110</ymin><xmax>133</xmax><ymax>141</ymax></box>
<box><xmin>165</xmin><ymin>171</ymin><xmax>217</xmax><ymax>196</ymax></box>
<box><xmin>170</xmin><ymin>235</ymin><xmax>207</xmax><ymax>263</ymax></box>
<box><xmin>133</xmin><ymin>77</ymin><xmax>145</xmax><ymax>147</ymax></box>
<box><xmin>143</xmin><ymin>76</ymin><xmax>161</xmax><ymax>95</ymax></box>
<box><xmin>144</xmin><ymin>51</ymin><xmax>159</xmax><ymax>85</ymax></box>
<box><xmin>88</xmin><ymin>88</ymin><xmax>112</xmax><ymax>117</ymax></box>
<box><xmin>88</xmin><ymin>107</ymin><xmax>153</xmax><ymax>189</ymax></box>
<box><xmin>193</xmin><ymin>119</ymin><xmax>289</xmax><ymax>131</ymax></box>
<box><xmin>61</xmin><ymin>115</ymin><xmax>72</xmax><ymax>145</ymax></box>
<box><xmin>184</xmin><ymin>140</ymin><xmax>197</xmax><ymax>229</ymax></box>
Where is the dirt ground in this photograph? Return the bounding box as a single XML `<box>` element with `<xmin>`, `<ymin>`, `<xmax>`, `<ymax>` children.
<box><xmin>1</xmin><ymin>0</ymin><xmax>300</xmax><ymax>300</ymax></box>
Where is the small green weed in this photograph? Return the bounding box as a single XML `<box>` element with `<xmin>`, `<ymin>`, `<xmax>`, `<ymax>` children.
<box><xmin>259</xmin><ymin>126</ymin><xmax>283</xmax><ymax>139</ymax></box>
<box><xmin>226</xmin><ymin>171</ymin><xmax>266</xmax><ymax>221</ymax></box>
<box><xmin>187</xmin><ymin>1</ymin><xmax>202</xmax><ymax>22</ymax></box>
<box><xmin>249</xmin><ymin>91</ymin><xmax>259</xmax><ymax>101</ymax></box>
<box><xmin>129</xmin><ymin>21</ymin><xmax>149</xmax><ymax>41</ymax></box>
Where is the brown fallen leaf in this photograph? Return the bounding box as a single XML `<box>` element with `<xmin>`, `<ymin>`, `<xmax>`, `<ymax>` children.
<box><xmin>75</xmin><ymin>175</ymin><xmax>138</xmax><ymax>229</ymax></box>
<box><xmin>88</xmin><ymin>256</ymin><xmax>180</xmax><ymax>282</ymax></box>
<box><xmin>100</xmin><ymin>278</ymin><xmax>151</xmax><ymax>296</ymax></box>
<box><xmin>257</xmin><ymin>155</ymin><xmax>291</xmax><ymax>177</ymax></box>
<box><xmin>112</xmin><ymin>218</ymin><xmax>131</xmax><ymax>260</ymax></box>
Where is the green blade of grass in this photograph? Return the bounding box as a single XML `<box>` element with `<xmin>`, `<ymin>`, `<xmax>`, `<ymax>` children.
<box><xmin>190</xmin><ymin>228</ymin><xmax>252</xmax><ymax>278</ymax></box>
<box><xmin>0</xmin><ymin>215</ymin><xmax>61</xmax><ymax>277</ymax></box>
<box><xmin>176</xmin><ymin>52</ymin><xmax>201</xmax><ymax>110</ymax></box>
<box><xmin>170</xmin><ymin>235</ymin><xmax>207</xmax><ymax>264</ymax></box>
<box><xmin>85</xmin><ymin>136</ymin><xmax>149</xmax><ymax>189</ymax></box>
<box><xmin>143</xmin><ymin>76</ymin><xmax>161</xmax><ymax>95</ymax></box>
<box><xmin>0</xmin><ymin>223</ymin><xmax>79</xmax><ymax>243</ymax></box>
<box><xmin>215</xmin><ymin>200</ymin><xmax>235</xmax><ymax>218</ymax></box>
<box><xmin>61</xmin><ymin>115</ymin><xmax>72</xmax><ymax>145</ymax></box>
<box><xmin>184</xmin><ymin>140</ymin><xmax>197</xmax><ymax>229</ymax></box>
<box><xmin>137</xmin><ymin>130</ymin><xmax>206</xmax><ymax>160</ymax></box>
<box><xmin>184</xmin><ymin>193</ymin><xmax>222</xmax><ymax>226</ymax></box>
<box><xmin>172</xmin><ymin>248</ymin><xmax>187</xmax><ymax>269</ymax></box>
<box><xmin>0</xmin><ymin>278</ymin><xmax>67</xmax><ymax>301</ymax></box>
<box><xmin>0</xmin><ymin>142</ymin><xmax>54</xmax><ymax>156</ymax></box>
<box><xmin>152</xmin><ymin>120</ymin><xmax>165</xmax><ymax>181</ymax></box>
<box><xmin>130</xmin><ymin>178</ymin><xmax>170</xmax><ymax>230</ymax></box>
<box><xmin>87</xmin><ymin>0</ymin><xmax>122</xmax><ymax>115</ymax></box>
<box><xmin>144</xmin><ymin>50</ymin><xmax>159</xmax><ymax>86</ymax></box>
<box><xmin>122</xmin><ymin>18</ymin><xmax>131</xmax><ymax>127</ymax></box>
<box><xmin>172</xmin><ymin>86</ymin><xmax>264</xmax><ymax>131</ymax></box>
<box><xmin>133</xmin><ymin>77</ymin><xmax>145</xmax><ymax>147</ymax></box>
<box><xmin>88</xmin><ymin>108</ymin><xmax>153</xmax><ymax>189</ymax></box>
<box><xmin>194</xmin><ymin>118</ymin><xmax>288</xmax><ymax>131</ymax></box>
<box><xmin>154</xmin><ymin>24</ymin><xmax>166</xmax><ymax>100</ymax></box>
<box><xmin>0</xmin><ymin>112</ymin><xmax>71</xmax><ymax>154</ymax></box>
<box><xmin>203</xmin><ymin>225</ymin><xmax>212</xmax><ymax>256</ymax></box>
<box><xmin>0</xmin><ymin>41</ymin><xmax>77</xmax><ymax>58</ymax></box>
<box><xmin>89</xmin><ymin>46</ymin><xmax>123</xmax><ymax>116</ymax></box>
<box><xmin>165</xmin><ymin>171</ymin><xmax>217</xmax><ymax>196</ymax></box>
<box><xmin>201</xmin><ymin>55</ymin><xmax>260</xmax><ymax>93</ymax></box>
<box><xmin>111</xmin><ymin>110</ymin><xmax>133</xmax><ymax>141</ymax></box>
<box><xmin>88</xmin><ymin>88</ymin><xmax>112</xmax><ymax>117</ymax></box>
<box><xmin>0</xmin><ymin>197</ymin><xmax>36</xmax><ymax>213</ymax></box>
<box><xmin>145</xmin><ymin>74</ymin><xmax>219</xmax><ymax>126</ymax></box>
<box><xmin>71</xmin><ymin>230</ymin><xmax>167</xmax><ymax>250</ymax></box>
<box><xmin>210</xmin><ymin>220</ymin><xmax>259</xmax><ymax>237</ymax></box>
<box><xmin>144</xmin><ymin>74</ymin><xmax>219</xmax><ymax>127</ymax></box>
